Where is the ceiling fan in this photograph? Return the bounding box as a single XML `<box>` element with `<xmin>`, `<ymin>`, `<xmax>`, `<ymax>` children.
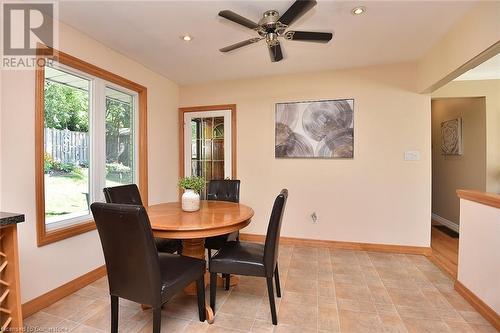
<box><xmin>218</xmin><ymin>0</ymin><xmax>332</xmax><ymax>62</ymax></box>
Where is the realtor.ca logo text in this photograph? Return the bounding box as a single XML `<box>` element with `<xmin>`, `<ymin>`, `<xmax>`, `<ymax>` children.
<box><xmin>1</xmin><ymin>2</ymin><xmax>58</xmax><ymax>69</ymax></box>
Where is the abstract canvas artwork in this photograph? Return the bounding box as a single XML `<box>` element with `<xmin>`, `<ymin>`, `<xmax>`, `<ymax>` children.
<box><xmin>275</xmin><ymin>99</ymin><xmax>354</xmax><ymax>158</ymax></box>
<box><xmin>441</xmin><ymin>118</ymin><xmax>463</xmax><ymax>155</ymax></box>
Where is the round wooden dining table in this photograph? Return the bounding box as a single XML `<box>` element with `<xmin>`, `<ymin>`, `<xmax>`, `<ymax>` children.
<box><xmin>146</xmin><ymin>200</ymin><xmax>254</xmax><ymax>323</ymax></box>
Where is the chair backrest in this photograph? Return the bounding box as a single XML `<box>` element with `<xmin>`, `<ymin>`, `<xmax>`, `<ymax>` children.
<box><xmin>90</xmin><ymin>202</ymin><xmax>161</xmax><ymax>306</ymax></box>
<box><xmin>103</xmin><ymin>184</ymin><xmax>143</xmax><ymax>205</ymax></box>
<box><xmin>207</xmin><ymin>180</ymin><xmax>241</xmax><ymax>203</ymax></box>
<box><xmin>263</xmin><ymin>189</ymin><xmax>288</xmax><ymax>276</ymax></box>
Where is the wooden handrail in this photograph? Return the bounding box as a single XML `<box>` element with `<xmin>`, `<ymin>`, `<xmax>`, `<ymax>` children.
<box><xmin>0</xmin><ymin>261</ymin><xmax>7</xmax><ymax>273</ymax></box>
<box><xmin>457</xmin><ymin>190</ymin><xmax>500</xmax><ymax>209</ymax></box>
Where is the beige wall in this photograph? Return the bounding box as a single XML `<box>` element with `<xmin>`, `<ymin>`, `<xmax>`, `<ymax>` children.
<box><xmin>431</xmin><ymin>98</ymin><xmax>486</xmax><ymax>225</ymax></box>
<box><xmin>417</xmin><ymin>2</ymin><xmax>500</xmax><ymax>93</ymax></box>
<box><xmin>180</xmin><ymin>63</ymin><xmax>431</xmax><ymax>247</ymax></box>
<box><xmin>0</xmin><ymin>22</ymin><xmax>179</xmax><ymax>302</ymax></box>
<box><xmin>1</xmin><ymin>0</ymin><xmax>495</xmax><ymax>305</ymax></box>
<box><xmin>458</xmin><ymin>198</ymin><xmax>500</xmax><ymax>314</ymax></box>
<box><xmin>433</xmin><ymin>80</ymin><xmax>500</xmax><ymax>193</ymax></box>
<box><xmin>0</xmin><ymin>69</ymin><xmax>3</xmax><ymax>207</ymax></box>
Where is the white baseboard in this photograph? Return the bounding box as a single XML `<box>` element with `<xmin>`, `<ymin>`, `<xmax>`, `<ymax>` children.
<box><xmin>432</xmin><ymin>213</ymin><xmax>460</xmax><ymax>233</ymax></box>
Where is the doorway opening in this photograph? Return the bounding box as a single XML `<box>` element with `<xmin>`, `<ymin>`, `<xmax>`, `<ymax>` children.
<box><xmin>429</xmin><ymin>51</ymin><xmax>500</xmax><ymax>276</ymax></box>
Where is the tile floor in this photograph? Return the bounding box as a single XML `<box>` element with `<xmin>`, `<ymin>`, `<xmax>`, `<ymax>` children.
<box><xmin>24</xmin><ymin>245</ymin><xmax>498</xmax><ymax>333</ymax></box>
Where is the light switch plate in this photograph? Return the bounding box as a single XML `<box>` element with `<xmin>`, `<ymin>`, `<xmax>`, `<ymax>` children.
<box><xmin>404</xmin><ymin>151</ymin><xmax>420</xmax><ymax>161</ymax></box>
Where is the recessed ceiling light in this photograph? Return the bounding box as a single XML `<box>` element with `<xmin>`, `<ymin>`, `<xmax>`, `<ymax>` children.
<box><xmin>351</xmin><ymin>6</ymin><xmax>366</xmax><ymax>15</ymax></box>
<box><xmin>180</xmin><ymin>34</ymin><xmax>193</xmax><ymax>42</ymax></box>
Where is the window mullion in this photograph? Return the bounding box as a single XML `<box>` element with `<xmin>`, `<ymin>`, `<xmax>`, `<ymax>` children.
<box><xmin>91</xmin><ymin>78</ymin><xmax>107</xmax><ymax>202</ymax></box>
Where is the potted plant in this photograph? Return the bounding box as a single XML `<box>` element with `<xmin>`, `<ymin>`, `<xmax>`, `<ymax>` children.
<box><xmin>178</xmin><ymin>176</ymin><xmax>205</xmax><ymax>212</ymax></box>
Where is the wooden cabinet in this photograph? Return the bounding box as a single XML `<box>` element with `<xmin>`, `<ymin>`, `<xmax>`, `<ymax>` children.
<box><xmin>0</xmin><ymin>213</ymin><xmax>24</xmax><ymax>331</ymax></box>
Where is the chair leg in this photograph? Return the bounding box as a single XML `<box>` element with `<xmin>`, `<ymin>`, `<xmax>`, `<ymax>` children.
<box><xmin>224</xmin><ymin>274</ymin><xmax>230</xmax><ymax>291</ymax></box>
<box><xmin>274</xmin><ymin>263</ymin><xmax>281</xmax><ymax>298</ymax></box>
<box><xmin>207</xmin><ymin>248</ymin><xmax>212</xmax><ymax>260</ymax></box>
<box><xmin>110</xmin><ymin>295</ymin><xmax>118</xmax><ymax>333</ymax></box>
<box><xmin>210</xmin><ymin>272</ymin><xmax>217</xmax><ymax>314</ymax></box>
<box><xmin>266</xmin><ymin>277</ymin><xmax>278</xmax><ymax>325</ymax></box>
<box><xmin>153</xmin><ymin>307</ymin><xmax>162</xmax><ymax>333</ymax></box>
<box><xmin>207</xmin><ymin>249</ymin><xmax>212</xmax><ymax>270</ymax></box>
<box><xmin>196</xmin><ymin>276</ymin><xmax>206</xmax><ymax>322</ymax></box>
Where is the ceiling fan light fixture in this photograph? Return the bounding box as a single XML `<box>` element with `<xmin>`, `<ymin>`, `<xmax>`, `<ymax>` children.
<box><xmin>351</xmin><ymin>6</ymin><xmax>366</xmax><ymax>15</ymax></box>
<box><xmin>180</xmin><ymin>34</ymin><xmax>193</xmax><ymax>42</ymax></box>
<box><xmin>218</xmin><ymin>0</ymin><xmax>331</xmax><ymax>62</ymax></box>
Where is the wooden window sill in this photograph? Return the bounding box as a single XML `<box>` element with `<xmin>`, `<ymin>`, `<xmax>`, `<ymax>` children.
<box><xmin>37</xmin><ymin>220</ymin><xmax>96</xmax><ymax>247</ymax></box>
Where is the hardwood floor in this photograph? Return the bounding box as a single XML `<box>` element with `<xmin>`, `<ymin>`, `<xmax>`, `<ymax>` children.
<box><xmin>430</xmin><ymin>222</ymin><xmax>459</xmax><ymax>278</ymax></box>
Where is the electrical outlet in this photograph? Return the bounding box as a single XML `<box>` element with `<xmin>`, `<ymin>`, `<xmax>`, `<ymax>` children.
<box><xmin>311</xmin><ymin>212</ymin><xmax>318</xmax><ymax>223</ymax></box>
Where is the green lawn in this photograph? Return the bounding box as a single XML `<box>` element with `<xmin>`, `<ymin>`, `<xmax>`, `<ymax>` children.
<box><xmin>45</xmin><ymin>168</ymin><xmax>125</xmax><ymax>220</ymax></box>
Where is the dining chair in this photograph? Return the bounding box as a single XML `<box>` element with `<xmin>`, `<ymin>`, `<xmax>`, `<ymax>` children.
<box><xmin>103</xmin><ymin>184</ymin><xmax>182</xmax><ymax>254</ymax></box>
<box><xmin>209</xmin><ymin>189</ymin><xmax>288</xmax><ymax>325</ymax></box>
<box><xmin>90</xmin><ymin>202</ymin><xmax>206</xmax><ymax>333</ymax></box>
<box><xmin>204</xmin><ymin>179</ymin><xmax>240</xmax><ymax>290</ymax></box>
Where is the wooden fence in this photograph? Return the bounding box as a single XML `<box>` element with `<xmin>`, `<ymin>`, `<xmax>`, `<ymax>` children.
<box><xmin>44</xmin><ymin>128</ymin><xmax>89</xmax><ymax>165</ymax></box>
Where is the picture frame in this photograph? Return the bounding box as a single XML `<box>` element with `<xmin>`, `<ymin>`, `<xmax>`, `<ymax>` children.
<box><xmin>275</xmin><ymin>99</ymin><xmax>354</xmax><ymax>159</ymax></box>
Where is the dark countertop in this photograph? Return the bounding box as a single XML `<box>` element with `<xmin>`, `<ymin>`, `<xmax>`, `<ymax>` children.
<box><xmin>0</xmin><ymin>212</ymin><xmax>25</xmax><ymax>227</ymax></box>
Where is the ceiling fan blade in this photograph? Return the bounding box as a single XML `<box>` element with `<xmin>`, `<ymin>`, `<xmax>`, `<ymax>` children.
<box><xmin>286</xmin><ymin>31</ymin><xmax>333</xmax><ymax>42</ymax></box>
<box><xmin>278</xmin><ymin>0</ymin><xmax>317</xmax><ymax>26</ymax></box>
<box><xmin>218</xmin><ymin>10</ymin><xmax>259</xmax><ymax>29</ymax></box>
<box><xmin>269</xmin><ymin>42</ymin><xmax>283</xmax><ymax>62</ymax></box>
<box><xmin>219</xmin><ymin>38</ymin><xmax>261</xmax><ymax>52</ymax></box>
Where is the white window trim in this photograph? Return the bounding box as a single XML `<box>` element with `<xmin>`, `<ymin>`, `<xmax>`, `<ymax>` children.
<box><xmin>44</xmin><ymin>62</ymin><xmax>139</xmax><ymax>228</ymax></box>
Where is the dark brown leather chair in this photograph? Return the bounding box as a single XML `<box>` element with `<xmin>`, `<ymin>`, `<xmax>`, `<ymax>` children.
<box><xmin>90</xmin><ymin>202</ymin><xmax>206</xmax><ymax>333</ymax></box>
<box><xmin>206</xmin><ymin>180</ymin><xmax>240</xmax><ymax>203</ymax></box>
<box><xmin>204</xmin><ymin>180</ymin><xmax>240</xmax><ymax>289</ymax></box>
<box><xmin>209</xmin><ymin>189</ymin><xmax>288</xmax><ymax>325</ymax></box>
<box><xmin>103</xmin><ymin>184</ymin><xmax>182</xmax><ymax>254</ymax></box>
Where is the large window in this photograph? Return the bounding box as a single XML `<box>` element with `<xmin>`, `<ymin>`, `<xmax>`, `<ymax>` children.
<box><xmin>36</xmin><ymin>47</ymin><xmax>147</xmax><ymax>246</ymax></box>
<box><xmin>43</xmin><ymin>66</ymin><xmax>92</xmax><ymax>225</ymax></box>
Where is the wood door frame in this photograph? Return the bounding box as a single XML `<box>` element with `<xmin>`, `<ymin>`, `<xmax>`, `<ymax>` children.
<box><xmin>35</xmin><ymin>44</ymin><xmax>148</xmax><ymax>246</ymax></box>
<box><xmin>178</xmin><ymin>104</ymin><xmax>237</xmax><ymax>181</ymax></box>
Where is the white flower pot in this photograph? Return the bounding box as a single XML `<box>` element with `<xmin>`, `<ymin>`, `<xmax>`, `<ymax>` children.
<box><xmin>182</xmin><ymin>189</ymin><xmax>200</xmax><ymax>212</ymax></box>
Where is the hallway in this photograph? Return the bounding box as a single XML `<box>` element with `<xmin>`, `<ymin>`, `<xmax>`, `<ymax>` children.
<box><xmin>430</xmin><ymin>222</ymin><xmax>459</xmax><ymax>278</ymax></box>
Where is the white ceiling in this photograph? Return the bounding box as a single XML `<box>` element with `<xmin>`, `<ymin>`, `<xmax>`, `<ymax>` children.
<box><xmin>58</xmin><ymin>1</ymin><xmax>477</xmax><ymax>85</ymax></box>
<box><xmin>455</xmin><ymin>53</ymin><xmax>500</xmax><ymax>81</ymax></box>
